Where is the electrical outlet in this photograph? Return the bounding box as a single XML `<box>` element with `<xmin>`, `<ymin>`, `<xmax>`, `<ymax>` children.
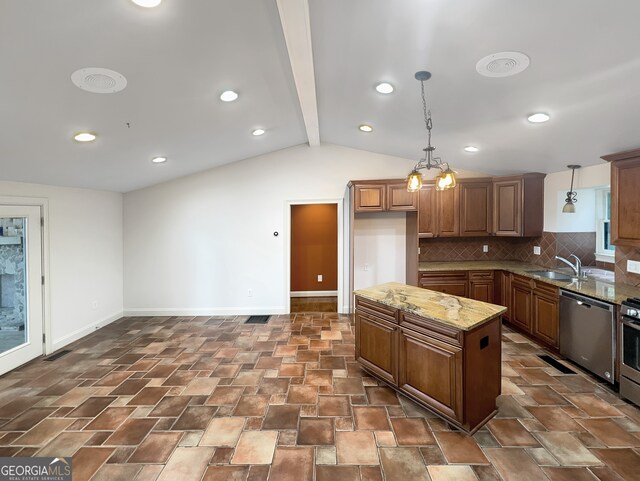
<box><xmin>627</xmin><ymin>260</ymin><xmax>640</xmax><ymax>274</ymax></box>
<box><xmin>91</xmin><ymin>301</ymin><xmax>98</xmax><ymax>310</ymax></box>
<box><xmin>418</xmin><ymin>247</ymin><xmax>421</xmax><ymax>255</ymax></box>
<box><xmin>482</xmin><ymin>245</ymin><xmax>489</xmax><ymax>253</ymax></box>
<box><xmin>247</xmin><ymin>289</ymin><xmax>253</xmax><ymax>297</ymax></box>
<box><xmin>317</xmin><ymin>274</ymin><xmax>323</xmax><ymax>282</ymax></box>
<box><xmin>533</xmin><ymin>246</ymin><xmax>541</xmax><ymax>255</ymax></box>
<box><xmin>364</xmin><ymin>263</ymin><xmax>369</xmax><ymax>271</ymax></box>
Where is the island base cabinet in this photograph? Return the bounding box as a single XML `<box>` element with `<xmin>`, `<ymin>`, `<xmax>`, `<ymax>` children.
<box><xmin>355</xmin><ymin>294</ymin><xmax>502</xmax><ymax>433</ymax></box>
<box><xmin>399</xmin><ymin>327</ymin><xmax>463</xmax><ymax>423</ymax></box>
<box><xmin>355</xmin><ymin>312</ymin><xmax>398</xmax><ymax>385</ymax></box>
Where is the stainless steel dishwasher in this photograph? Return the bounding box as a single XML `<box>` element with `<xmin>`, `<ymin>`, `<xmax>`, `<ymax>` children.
<box><xmin>559</xmin><ymin>290</ymin><xmax>616</xmax><ymax>383</ymax></box>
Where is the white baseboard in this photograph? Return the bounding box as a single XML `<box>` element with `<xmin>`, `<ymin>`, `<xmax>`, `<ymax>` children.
<box><xmin>290</xmin><ymin>291</ymin><xmax>338</xmax><ymax>298</ymax></box>
<box><xmin>50</xmin><ymin>311</ymin><xmax>123</xmax><ymax>352</ymax></box>
<box><xmin>123</xmin><ymin>307</ymin><xmax>288</xmax><ymax>317</ymax></box>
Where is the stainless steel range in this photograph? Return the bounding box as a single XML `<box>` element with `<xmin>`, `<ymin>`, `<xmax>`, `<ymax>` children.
<box><xmin>620</xmin><ymin>297</ymin><xmax>640</xmax><ymax>405</ymax></box>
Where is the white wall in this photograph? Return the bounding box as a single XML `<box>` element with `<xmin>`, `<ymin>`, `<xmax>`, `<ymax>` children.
<box><xmin>124</xmin><ymin>143</ymin><xmax>484</xmax><ymax>315</ymax></box>
<box><xmin>544</xmin><ymin>163</ymin><xmax>610</xmax><ymax>232</ymax></box>
<box><xmin>0</xmin><ymin>181</ymin><xmax>123</xmax><ymax>351</ymax></box>
<box><xmin>353</xmin><ymin>213</ymin><xmax>406</xmax><ymax>291</ymax></box>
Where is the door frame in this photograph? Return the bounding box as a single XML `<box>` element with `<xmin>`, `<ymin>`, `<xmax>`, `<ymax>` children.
<box><xmin>284</xmin><ymin>199</ymin><xmax>344</xmax><ymax>314</ymax></box>
<box><xmin>0</xmin><ymin>196</ymin><xmax>51</xmax><ymax>355</ymax></box>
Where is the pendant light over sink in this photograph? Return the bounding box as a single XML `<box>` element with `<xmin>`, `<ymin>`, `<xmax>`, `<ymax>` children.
<box><xmin>562</xmin><ymin>164</ymin><xmax>581</xmax><ymax>213</ymax></box>
<box><xmin>406</xmin><ymin>71</ymin><xmax>457</xmax><ymax>192</ymax></box>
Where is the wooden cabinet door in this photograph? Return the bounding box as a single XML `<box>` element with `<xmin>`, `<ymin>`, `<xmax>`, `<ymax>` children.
<box><xmin>437</xmin><ymin>186</ymin><xmax>460</xmax><ymax>237</ymax></box>
<box><xmin>610</xmin><ymin>157</ymin><xmax>640</xmax><ymax>247</ymax></box>
<box><xmin>511</xmin><ymin>281</ymin><xmax>532</xmax><ymax>332</ymax></box>
<box><xmin>493</xmin><ymin>180</ymin><xmax>522</xmax><ymax>236</ymax></box>
<box><xmin>533</xmin><ymin>291</ymin><xmax>559</xmax><ymax>348</ymax></box>
<box><xmin>355</xmin><ymin>311</ymin><xmax>398</xmax><ymax>385</ymax></box>
<box><xmin>354</xmin><ymin>185</ymin><xmax>385</xmax><ymax>212</ymax></box>
<box><xmin>418</xmin><ymin>183</ymin><xmax>437</xmax><ymax>237</ymax></box>
<box><xmin>387</xmin><ymin>183</ymin><xmax>418</xmax><ymax>211</ymax></box>
<box><xmin>399</xmin><ymin>327</ymin><xmax>463</xmax><ymax>423</ymax></box>
<box><xmin>460</xmin><ymin>181</ymin><xmax>492</xmax><ymax>236</ymax></box>
<box><xmin>470</xmin><ymin>281</ymin><xmax>494</xmax><ymax>303</ymax></box>
<box><xmin>499</xmin><ymin>271</ymin><xmax>512</xmax><ymax>320</ymax></box>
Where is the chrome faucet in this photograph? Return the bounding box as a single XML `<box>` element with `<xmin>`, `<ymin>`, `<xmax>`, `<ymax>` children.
<box><xmin>555</xmin><ymin>254</ymin><xmax>583</xmax><ymax>278</ymax></box>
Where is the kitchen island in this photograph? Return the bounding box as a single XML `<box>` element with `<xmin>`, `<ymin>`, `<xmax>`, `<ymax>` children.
<box><xmin>354</xmin><ymin>282</ymin><xmax>506</xmax><ymax>433</ymax></box>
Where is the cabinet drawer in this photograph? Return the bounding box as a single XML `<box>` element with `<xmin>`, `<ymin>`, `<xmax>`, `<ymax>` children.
<box><xmin>512</xmin><ymin>274</ymin><xmax>534</xmax><ymax>290</ymax></box>
<box><xmin>399</xmin><ymin>312</ymin><xmax>463</xmax><ymax>347</ymax></box>
<box><xmin>355</xmin><ymin>296</ymin><xmax>398</xmax><ymax>323</ymax></box>
<box><xmin>469</xmin><ymin>270</ymin><xmax>493</xmax><ymax>280</ymax></box>
<box><xmin>532</xmin><ymin>280</ymin><xmax>558</xmax><ymax>298</ymax></box>
<box><xmin>420</xmin><ymin>271</ymin><xmax>468</xmax><ymax>281</ymax></box>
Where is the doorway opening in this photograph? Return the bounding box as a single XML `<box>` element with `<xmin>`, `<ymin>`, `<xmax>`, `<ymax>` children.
<box><xmin>290</xmin><ymin>203</ymin><xmax>338</xmax><ymax>313</ymax></box>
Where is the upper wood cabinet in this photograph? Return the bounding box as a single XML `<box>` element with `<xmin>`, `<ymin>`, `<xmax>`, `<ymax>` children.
<box><xmin>387</xmin><ymin>183</ymin><xmax>419</xmax><ymax>211</ymax></box>
<box><xmin>459</xmin><ymin>179</ymin><xmax>492</xmax><ymax>237</ymax></box>
<box><xmin>602</xmin><ymin>148</ymin><xmax>640</xmax><ymax>247</ymax></box>
<box><xmin>417</xmin><ymin>182</ymin><xmax>459</xmax><ymax>237</ymax></box>
<box><xmin>418</xmin><ymin>183</ymin><xmax>438</xmax><ymax>237</ymax></box>
<box><xmin>353</xmin><ymin>184</ymin><xmax>386</xmax><ymax>212</ymax></box>
<box><xmin>493</xmin><ymin>174</ymin><xmax>545</xmax><ymax>237</ymax></box>
<box><xmin>350</xmin><ymin>180</ymin><xmax>418</xmax><ymax>213</ymax></box>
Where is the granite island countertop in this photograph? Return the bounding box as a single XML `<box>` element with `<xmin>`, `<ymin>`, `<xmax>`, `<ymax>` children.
<box><xmin>418</xmin><ymin>260</ymin><xmax>640</xmax><ymax>305</ymax></box>
<box><xmin>354</xmin><ymin>282</ymin><xmax>506</xmax><ymax>331</ymax></box>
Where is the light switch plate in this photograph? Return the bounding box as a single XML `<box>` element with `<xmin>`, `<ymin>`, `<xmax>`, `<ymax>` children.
<box><xmin>627</xmin><ymin>260</ymin><xmax>640</xmax><ymax>274</ymax></box>
<box><xmin>482</xmin><ymin>245</ymin><xmax>489</xmax><ymax>253</ymax></box>
<box><xmin>533</xmin><ymin>246</ymin><xmax>541</xmax><ymax>255</ymax></box>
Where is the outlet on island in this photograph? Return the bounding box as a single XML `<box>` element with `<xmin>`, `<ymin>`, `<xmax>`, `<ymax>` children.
<box><xmin>317</xmin><ymin>274</ymin><xmax>323</xmax><ymax>282</ymax></box>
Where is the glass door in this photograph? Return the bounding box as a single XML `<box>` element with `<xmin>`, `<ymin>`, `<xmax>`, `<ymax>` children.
<box><xmin>0</xmin><ymin>205</ymin><xmax>43</xmax><ymax>375</ymax></box>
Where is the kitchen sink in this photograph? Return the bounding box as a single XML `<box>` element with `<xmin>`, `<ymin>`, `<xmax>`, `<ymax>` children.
<box><xmin>527</xmin><ymin>270</ymin><xmax>575</xmax><ymax>282</ymax></box>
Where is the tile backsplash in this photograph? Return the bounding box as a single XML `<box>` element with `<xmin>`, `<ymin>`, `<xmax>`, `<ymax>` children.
<box><xmin>615</xmin><ymin>245</ymin><xmax>640</xmax><ymax>287</ymax></box>
<box><xmin>419</xmin><ymin>231</ymin><xmax>597</xmax><ymax>270</ymax></box>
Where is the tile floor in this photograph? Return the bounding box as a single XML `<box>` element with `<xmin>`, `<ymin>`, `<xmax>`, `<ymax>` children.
<box><xmin>1</xmin><ymin>313</ymin><xmax>640</xmax><ymax>481</ymax></box>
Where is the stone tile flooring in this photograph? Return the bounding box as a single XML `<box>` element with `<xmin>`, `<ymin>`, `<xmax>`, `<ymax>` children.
<box><xmin>1</xmin><ymin>313</ymin><xmax>640</xmax><ymax>481</ymax></box>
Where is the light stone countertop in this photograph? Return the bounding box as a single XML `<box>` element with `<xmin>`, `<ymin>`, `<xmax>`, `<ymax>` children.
<box><xmin>418</xmin><ymin>260</ymin><xmax>639</xmax><ymax>305</ymax></box>
<box><xmin>354</xmin><ymin>282</ymin><xmax>506</xmax><ymax>331</ymax></box>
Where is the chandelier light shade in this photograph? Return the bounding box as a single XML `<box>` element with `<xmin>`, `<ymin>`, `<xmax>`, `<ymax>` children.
<box><xmin>562</xmin><ymin>164</ymin><xmax>581</xmax><ymax>213</ymax></box>
<box><xmin>406</xmin><ymin>70</ymin><xmax>457</xmax><ymax>192</ymax></box>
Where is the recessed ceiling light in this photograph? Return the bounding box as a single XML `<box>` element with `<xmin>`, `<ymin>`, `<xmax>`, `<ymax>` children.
<box><xmin>73</xmin><ymin>132</ymin><xmax>96</xmax><ymax>142</ymax></box>
<box><xmin>252</xmin><ymin>129</ymin><xmax>265</xmax><ymax>136</ymax></box>
<box><xmin>220</xmin><ymin>90</ymin><xmax>239</xmax><ymax>102</ymax></box>
<box><xmin>375</xmin><ymin>82</ymin><xmax>394</xmax><ymax>94</ymax></box>
<box><xmin>151</xmin><ymin>156</ymin><xmax>167</xmax><ymax>164</ymax></box>
<box><xmin>464</xmin><ymin>146</ymin><xmax>479</xmax><ymax>153</ymax></box>
<box><xmin>131</xmin><ymin>0</ymin><xmax>162</xmax><ymax>7</ymax></box>
<box><xmin>359</xmin><ymin>124</ymin><xmax>373</xmax><ymax>133</ymax></box>
<box><xmin>527</xmin><ymin>112</ymin><xmax>550</xmax><ymax>123</ymax></box>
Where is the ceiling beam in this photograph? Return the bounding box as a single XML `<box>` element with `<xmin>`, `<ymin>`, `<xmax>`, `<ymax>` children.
<box><xmin>276</xmin><ymin>0</ymin><xmax>320</xmax><ymax>147</ymax></box>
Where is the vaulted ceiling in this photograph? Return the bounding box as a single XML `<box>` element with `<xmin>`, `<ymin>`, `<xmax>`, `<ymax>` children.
<box><xmin>1</xmin><ymin>0</ymin><xmax>639</xmax><ymax>192</ymax></box>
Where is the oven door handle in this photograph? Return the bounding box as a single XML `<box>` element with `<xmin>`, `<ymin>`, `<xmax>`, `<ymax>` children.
<box><xmin>623</xmin><ymin>318</ymin><xmax>640</xmax><ymax>331</ymax></box>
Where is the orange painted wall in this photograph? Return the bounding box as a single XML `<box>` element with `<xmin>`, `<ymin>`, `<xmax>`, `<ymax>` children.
<box><xmin>291</xmin><ymin>204</ymin><xmax>338</xmax><ymax>292</ymax></box>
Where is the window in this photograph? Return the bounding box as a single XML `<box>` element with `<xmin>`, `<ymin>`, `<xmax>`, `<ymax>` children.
<box><xmin>595</xmin><ymin>188</ymin><xmax>615</xmax><ymax>262</ymax></box>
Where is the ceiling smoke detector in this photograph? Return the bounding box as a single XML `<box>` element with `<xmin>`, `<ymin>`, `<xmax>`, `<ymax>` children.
<box><xmin>476</xmin><ymin>52</ymin><xmax>530</xmax><ymax>78</ymax></box>
<box><xmin>71</xmin><ymin>68</ymin><xmax>127</xmax><ymax>94</ymax></box>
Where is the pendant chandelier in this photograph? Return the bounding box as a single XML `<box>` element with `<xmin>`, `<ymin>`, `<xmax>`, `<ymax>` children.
<box><xmin>406</xmin><ymin>71</ymin><xmax>457</xmax><ymax>192</ymax></box>
<box><xmin>562</xmin><ymin>165</ymin><xmax>581</xmax><ymax>213</ymax></box>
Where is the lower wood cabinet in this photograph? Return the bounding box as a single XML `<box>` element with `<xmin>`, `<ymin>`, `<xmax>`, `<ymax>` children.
<box><xmin>469</xmin><ymin>271</ymin><xmax>494</xmax><ymax>303</ymax></box>
<box><xmin>399</xmin><ymin>326</ymin><xmax>463</xmax><ymax>422</ymax></box>
<box><xmin>355</xmin><ymin>295</ymin><xmax>502</xmax><ymax>433</ymax></box>
<box><xmin>507</xmin><ymin>274</ymin><xmax>559</xmax><ymax>348</ymax></box>
<box><xmin>419</xmin><ymin>271</ymin><xmax>468</xmax><ymax>297</ymax></box>
<box><xmin>532</xmin><ymin>289</ymin><xmax>560</xmax><ymax>348</ymax></box>
<box><xmin>420</xmin><ymin>270</ymin><xmax>494</xmax><ymax>303</ymax></box>
<box><xmin>511</xmin><ymin>277</ymin><xmax>533</xmax><ymax>331</ymax></box>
